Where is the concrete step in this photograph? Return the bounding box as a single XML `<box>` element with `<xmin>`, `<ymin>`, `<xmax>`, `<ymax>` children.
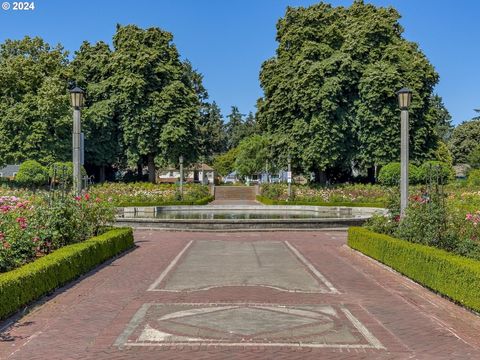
<box><xmin>214</xmin><ymin>186</ymin><xmax>256</xmax><ymax>200</ymax></box>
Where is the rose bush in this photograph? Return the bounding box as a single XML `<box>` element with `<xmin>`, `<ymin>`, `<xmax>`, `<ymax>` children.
<box><xmin>260</xmin><ymin>183</ymin><xmax>387</xmax><ymax>204</ymax></box>
<box><xmin>0</xmin><ymin>194</ymin><xmax>115</xmax><ymax>273</ymax></box>
<box><xmin>88</xmin><ymin>182</ymin><xmax>211</xmax><ymax>206</ymax></box>
<box><xmin>365</xmin><ymin>188</ymin><xmax>480</xmax><ymax>261</ymax></box>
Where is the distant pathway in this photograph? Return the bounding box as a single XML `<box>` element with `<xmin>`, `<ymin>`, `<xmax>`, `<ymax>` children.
<box><xmin>1</xmin><ymin>230</ymin><xmax>480</xmax><ymax>359</ymax></box>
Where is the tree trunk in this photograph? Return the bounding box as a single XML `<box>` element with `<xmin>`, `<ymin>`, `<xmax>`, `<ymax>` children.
<box><xmin>99</xmin><ymin>165</ymin><xmax>106</xmax><ymax>183</ymax></box>
<box><xmin>137</xmin><ymin>162</ymin><xmax>143</xmax><ymax>179</ymax></box>
<box><xmin>148</xmin><ymin>154</ymin><xmax>156</xmax><ymax>183</ymax></box>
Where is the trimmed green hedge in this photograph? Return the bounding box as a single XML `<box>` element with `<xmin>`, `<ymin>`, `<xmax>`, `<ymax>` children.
<box><xmin>116</xmin><ymin>195</ymin><xmax>214</xmax><ymax>207</ymax></box>
<box><xmin>348</xmin><ymin>227</ymin><xmax>480</xmax><ymax>312</ymax></box>
<box><xmin>0</xmin><ymin>227</ymin><xmax>134</xmax><ymax>320</ymax></box>
<box><xmin>256</xmin><ymin>195</ymin><xmax>385</xmax><ymax>208</ymax></box>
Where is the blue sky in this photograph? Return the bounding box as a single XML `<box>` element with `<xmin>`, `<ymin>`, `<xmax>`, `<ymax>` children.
<box><xmin>0</xmin><ymin>0</ymin><xmax>478</xmax><ymax>125</ymax></box>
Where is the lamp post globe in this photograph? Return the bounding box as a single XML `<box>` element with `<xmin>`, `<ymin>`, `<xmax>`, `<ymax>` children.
<box><xmin>397</xmin><ymin>87</ymin><xmax>412</xmax><ymax>218</ymax></box>
<box><xmin>69</xmin><ymin>86</ymin><xmax>85</xmax><ymax>109</ymax></box>
<box><xmin>396</xmin><ymin>87</ymin><xmax>412</xmax><ymax>110</ymax></box>
<box><xmin>69</xmin><ymin>86</ymin><xmax>85</xmax><ymax>196</ymax></box>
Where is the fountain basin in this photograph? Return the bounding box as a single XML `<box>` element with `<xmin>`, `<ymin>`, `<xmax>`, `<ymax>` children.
<box><xmin>116</xmin><ymin>205</ymin><xmax>386</xmax><ymax>230</ymax></box>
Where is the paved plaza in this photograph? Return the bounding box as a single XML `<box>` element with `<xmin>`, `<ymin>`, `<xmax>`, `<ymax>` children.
<box><xmin>1</xmin><ymin>230</ymin><xmax>480</xmax><ymax>359</ymax></box>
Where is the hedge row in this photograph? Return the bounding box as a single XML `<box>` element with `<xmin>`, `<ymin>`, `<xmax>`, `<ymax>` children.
<box><xmin>116</xmin><ymin>195</ymin><xmax>214</xmax><ymax>207</ymax></box>
<box><xmin>0</xmin><ymin>227</ymin><xmax>134</xmax><ymax>320</ymax></box>
<box><xmin>256</xmin><ymin>195</ymin><xmax>385</xmax><ymax>208</ymax></box>
<box><xmin>348</xmin><ymin>227</ymin><xmax>480</xmax><ymax>312</ymax></box>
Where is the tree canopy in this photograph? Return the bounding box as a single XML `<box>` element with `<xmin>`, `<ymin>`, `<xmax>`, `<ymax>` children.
<box><xmin>449</xmin><ymin>119</ymin><xmax>480</xmax><ymax>164</ymax></box>
<box><xmin>111</xmin><ymin>24</ymin><xmax>201</xmax><ymax>182</ymax></box>
<box><xmin>257</xmin><ymin>0</ymin><xmax>440</xmax><ymax>181</ymax></box>
<box><xmin>0</xmin><ymin>37</ymin><xmax>71</xmax><ymax>167</ymax></box>
<box><xmin>0</xmin><ymin>26</ymin><xmax>212</xmax><ymax>183</ymax></box>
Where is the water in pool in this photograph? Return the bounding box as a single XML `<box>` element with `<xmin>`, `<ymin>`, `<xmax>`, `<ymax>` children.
<box><xmin>146</xmin><ymin>210</ymin><xmax>352</xmax><ymax>220</ymax></box>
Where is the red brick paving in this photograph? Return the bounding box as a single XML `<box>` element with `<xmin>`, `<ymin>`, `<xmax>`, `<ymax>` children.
<box><xmin>1</xmin><ymin>230</ymin><xmax>480</xmax><ymax>359</ymax></box>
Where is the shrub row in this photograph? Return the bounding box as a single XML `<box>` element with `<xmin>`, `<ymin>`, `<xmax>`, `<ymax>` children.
<box><xmin>256</xmin><ymin>195</ymin><xmax>385</xmax><ymax>208</ymax></box>
<box><xmin>378</xmin><ymin>161</ymin><xmax>454</xmax><ymax>186</ymax></box>
<box><xmin>348</xmin><ymin>227</ymin><xmax>480</xmax><ymax>312</ymax></box>
<box><xmin>116</xmin><ymin>195</ymin><xmax>214</xmax><ymax>207</ymax></box>
<box><xmin>0</xmin><ymin>227</ymin><xmax>134</xmax><ymax>320</ymax></box>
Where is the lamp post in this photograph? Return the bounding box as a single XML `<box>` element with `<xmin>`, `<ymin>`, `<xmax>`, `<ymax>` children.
<box><xmin>287</xmin><ymin>155</ymin><xmax>292</xmax><ymax>200</ymax></box>
<box><xmin>397</xmin><ymin>87</ymin><xmax>413</xmax><ymax>218</ymax></box>
<box><xmin>179</xmin><ymin>155</ymin><xmax>184</xmax><ymax>200</ymax></box>
<box><xmin>69</xmin><ymin>86</ymin><xmax>85</xmax><ymax>196</ymax></box>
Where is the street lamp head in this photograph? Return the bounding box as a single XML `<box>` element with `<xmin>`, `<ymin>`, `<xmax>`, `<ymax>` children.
<box><xmin>69</xmin><ymin>86</ymin><xmax>85</xmax><ymax>109</ymax></box>
<box><xmin>179</xmin><ymin>155</ymin><xmax>184</xmax><ymax>164</ymax></box>
<box><xmin>396</xmin><ymin>87</ymin><xmax>412</xmax><ymax>110</ymax></box>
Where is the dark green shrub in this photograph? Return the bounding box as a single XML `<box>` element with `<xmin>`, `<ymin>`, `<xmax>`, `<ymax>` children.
<box><xmin>0</xmin><ymin>228</ymin><xmax>133</xmax><ymax>320</ymax></box>
<box><xmin>15</xmin><ymin>160</ymin><xmax>48</xmax><ymax>187</ymax></box>
<box><xmin>417</xmin><ymin>161</ymin><xmax>454</xmax><ymax>184</ymax></box>
<box><xmin>377</xmin><ymin>162</ymin><xmax>420</xmax><ymax>186</ymax></box>
<box><xmin>348</xmin><ymin>227</ymin><xmax>480</xmax><ymax>312</ymax></box>
<box><xmin>467</xmin><ymin>169</ymin><xmax>480</xmax><ymax>186</ymax></box>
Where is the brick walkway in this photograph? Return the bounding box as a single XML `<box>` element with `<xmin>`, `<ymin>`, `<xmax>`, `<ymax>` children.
<box><xmin>1</xmin><ymin>230</ymin><xmax>480</xmax><ymax>359</ymax></box>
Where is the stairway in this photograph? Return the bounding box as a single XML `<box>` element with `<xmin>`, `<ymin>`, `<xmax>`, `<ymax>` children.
<box><xmin>214</xmin><ymin>186</ymin><xmax>257</xmax><ymax>201</ymax></box>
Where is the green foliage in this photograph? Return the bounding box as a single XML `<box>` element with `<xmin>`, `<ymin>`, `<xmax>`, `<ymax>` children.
<box><xmin>433</xmin><ymin>141</ymin><xmax>453</xmax><ymax>165</ymax></box>
<box><xmin>449</xmin><ymin>119</ymin><xmax>480</xmax><ymax>164</ymax></box>
<box><xmin>71</xmin><ymin>41</ymin><xmax>121</xmax><ymax>171</ymax></box>
<box><xmin>225</xmin><ymin>106</ymin><xmax>249</xmax><ymax>150</ymax></box>
<box><xmin>198</xmin><ymin>102</ymin><xmax>227</xmax><ymax>159</ymax></box>
<box><xmin>427</xmin><ymin>94</ymin><xmax>453</xmax><ymax>142</ymax></box>
<box><xmin>0</xmin><ymin>228</ymin><xmax>133</xmax><ymax>320</ymax></box>
<box><xmin>15</xmin><ymin>160</ymin><xmax>48</xmax><ymax>187</ymax></box>
<box><xmin>0</xmin><ymin>194</ymin><xmax>116</xmax><ymax>272</ymax></box>
<box><xmin>377</xmin><ymin>162</ymin><xmax>421</xmax><ymax>186</ymax></box>
<box><xmin>257</xmin><ymin>1</ymin><xmax>439</xmax><ymax>178</ymax></box>
<box><xmin>395</xmin><ymin>198</ymin><xmax>452</xmax><ymax>249</ymax></box>
<box><xmin>467</xmin><ymin>145</ymin><xmax>480</xmax><ymax>169</ymax></box>
<box><xmin>111</xmin><ymin>25</ymin><xmax>201</xmax><ymax>179</ymax></box>
<box><xmin>467</xmin><ymin>169</ymin><xmax>480</xmax><ymax>186</ymax></box>
<box><xmin>0</xmin><ymin>37</ymin><xmax>71</xmax><ymax>167</ymax></box>
<box><xmin>417</xmin><ymin>161</ymin><xmax>454</xmax><ymax>184</ymax></box>
<box><xmin>49</xmin><ymin>161</ymin><xmax>87</xmax><ymax>186</ymax></box>
<box><xmin>234</xmin><ymin>134</ymin><xmax>270</xmax><ymax>177</ymax></box>
<box><xmin>213</xmin><ymin>147</ymin><xmax>240</xmax><ymax>177</ymax></box>
<box><xmin>348</xmin><ymin>227</ymin><xmax>480</xmax><ymax>312</ymax></box>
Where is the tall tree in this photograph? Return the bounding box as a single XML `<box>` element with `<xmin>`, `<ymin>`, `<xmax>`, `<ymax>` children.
<box><xmin>243</xmin><ymin>111</ymin><xmax>259</xmax><ymax>138</ymax></box>
<box><xmin>235</xmin><ymin>134</ymin><xmax>270</xmax><ymax>177</ymax></box>
<box><xmin>198</xmin><ymin>102</ymin><xmax>227</xmax><ymax>159</ymax></box>
<box><xmin>110</xmin><ymin>25</ymin><xmax>201</xmax><ymax>182</ymax></box>
<box><xmin>225</xmin><ymin>106</ymin><xmax>246</xmax><ymax>150</ymax></box>
<box><xmin>0</xmin><ymin>36</ymin><xmax>71</xmax><ymax>167</ymax></box>
<box><xmin>71</xmin><ymin>41</ymin><xmax>121</xmax><ymax>182</ymax></box>
<box><xmin>426</xmin><ymin>94</ymin><xmax>453</xmax><ymax>142</ymax></box>
<box><xmin>257</xmin><ymin>0</ymin><xmax>439</xmax><ymax>182</ymax></box>
<box><xmin>449</xmin><ymin>119</ymin><xmax>480</xmax><ymax>164</ymax></box>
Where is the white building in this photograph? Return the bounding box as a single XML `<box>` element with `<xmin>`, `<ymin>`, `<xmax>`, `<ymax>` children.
<box><xmin>158</xmin><ymin>163</ymin><xmax>216</xmax><ymax>185</ymax></box>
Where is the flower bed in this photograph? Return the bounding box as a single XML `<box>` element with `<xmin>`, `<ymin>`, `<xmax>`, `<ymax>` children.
<box><xmin>366</xmin><ymin>187</ymin><xmax>480</xmax><ymax>261</ymax></box>
<box><xmin>0</xmin><ymin>193</ymin><xmax>115</xmax><ymax>273</ymax></box>
<box><xmin>259</xmin><ymin>183</ymin><xmax>388</xmax><ymax>205</ymax></box>
<box><xmin>88</xmin><ymin>182</ymin><xmax>211</xmax><ymax>206</ymax></box>
<box><xmin>0</xmin><ymin>227</ymin><xmax>134</xmax><ymax>320</ymax></box>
